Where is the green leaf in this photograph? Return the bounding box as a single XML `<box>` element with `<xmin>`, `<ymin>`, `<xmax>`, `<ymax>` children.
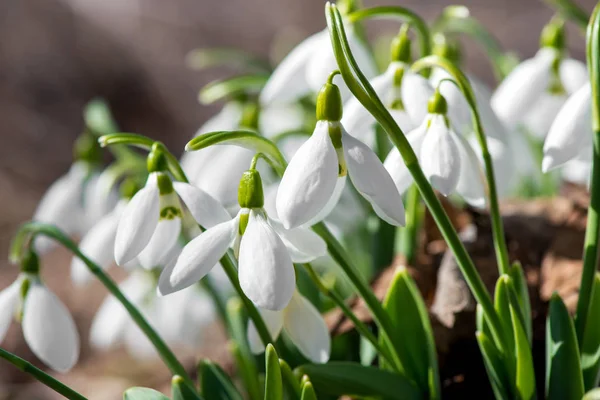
<box><xmin>295</xmin><ymin>362</ymin><xmax>421</xmax><ymax>399</ymax></box>
<box><xmin>546</xmin><ymin>293</ymin><xmax>585</xmax><ymax>400</ymax></box>
<box><xmin>584</xmin><ymin>388</ymin><xmax>600</xmax><ymax>399</ymax></box>
<box><xmin>199</xmin><ymin>75</ymin><xmax>268</xmax><ymax>105</ymax></box>
<box><xmin>300</xmin><ymin>381</ymin><xmax>317</xmax><ymax>400</ymax></box>
<box><xmin>494</xmin><ymin>275</ymin><xmax>515</xmax><ymax>351</ymax></box>
<box><xmin>476</xmin><ymin>331</ymin><xmax>512</xmax><ymax>399</ymax></box>
<box><xmin>279</xmin><ymin>359</ymin><xmax>301</xmax><ymax>400</ymax></box>
<box><xmin>264</xmin><ymin>344</ymin><xmax>283</xmax><ymax>400</ymax></box>
<box><xmin>509</xmin><ymin>262</ymin><xmax>532</xmax><ymax>343</ymax></box>
<box><xmin>380</xmin><ymin>268</ymin><xmax>440</xmax><ymax>398</ymax></box>
<box><xmin>582</xmin><ymin>274</ymin><xmax>600</xmax><ymax>390</ymax></box>
<box><xmin>198</xmin><ymin>360</ymin><xmax>243</xmax><ymax>400</ymax></box>
<box><xmin>123</xmin><ymin>387</ymin><xmax>170</xmax><ymax>400</ymax></box>
<box><xmin>172</xmin><ymin>376</ymin><xmax>203</xmax><ymax>400</ymax></box>
<box><xmin>510</xmin><ymin>304</ymin><xmax>535</xmax><ymax>400</ymax></box>
<box><xmin>185</xmin><ymin>131</ymin><xmax>287</xmax><ymax>175</ymax></box>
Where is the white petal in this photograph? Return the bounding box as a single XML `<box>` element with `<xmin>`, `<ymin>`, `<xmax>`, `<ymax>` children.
<box><xmin>83</xmin><ymin>173</ymin><xmax>119</xmax><ymax>232</ymax></box>
<box><xmin>0</xmin><ymin>279</ymin><xmax>22</xmax><ymax>343</ymax></box>
<box><xmin>136</xmin><ymin>217</ymin><xmax>181</xmax><ymax>270</ymax></box>
<box><xmin>260</xmin><ymin>31</ymin><xmax>324</xmax><ymax>105</ymax></box>
<box><xmin>543</xmin><ymin>84</ymin><xmax>592</xmax><ymax>172</ymax></box>
<box><xmin>259</xmin><ymin>103</ymin><xmax>306</xmax><ymax>138</ymax></box>
<box><xmin>238</xmin><ymin>210</ymin><xmax>295</xmax><ymax>311</ymax></box>
<box><xmin>491</xmin><ymin>50</ymin><xmax>554</xmax><ymax>127</ymax></box>
<box><xmin>90</xmin><ymin>272</ymin><xmax>151</xmax><ymax>350</ymax></box>
<box><xmin>562</xmin><ymin>157</ymin><xmax>592</xmax><ymax>186</ymax></box>
<box><xmin>247</xmin><ymin>309</ymin><xmax>284</xmax><ymax>354</ymax></box>
<box><xmin>420</xmin><ymin>116</ymin><xmax>461</xmax><ymax>196</ymax></box>
<box><xmin>454</xmin><ymin>134</ymin><xmax>487</xmax><ymax>208</ymax></box>
<box><xmin>389</xmin><ymin>109</ymin><xmax>416</xmax><ymax>135</ymax></box>
<box><xmin>401</xmin><ymin>71</ymin><xmax>435</xmax><ymax>126</ymax></box>
<box><xmin>163</xmin><ymin>216</ymin><xmax>238</xmax><ymax>295</ymax></box>
<box><xmin>283</xmin><ymin>292</ymin><xmax>330</xmax><ymax>363</ymax></box>
<box><xmin>22</xmin><ymin>283</ymin><xmax>79</xmax><ymax>372</ymax></box>
<box><xmin>276</xmin><ymin>121</ymin><xmax>339</xmax><ymax>229</ymax></box>
<box><xmin>522</xmin><ymin>93</ymin><xmax>568</xmax><ymax>139</ymax></box>
<box><xmin>383</xmin><ymin>121</ymin><xmax>428</xmax><ymax>196</ymax></box>
<box><xmin>173</xmin><ymin>182</ymin><xmax>230</xmax><ymax>228</ymax></box>
<box><xmin>270</xmin><ymin>218</ymin><xmax>327</xmax><ymax>263</ymax></box>
<box><xmin>71</xmin><ymin>207</ymin><xmax>121</xmax><ymax>285</ymax></box>
<box><xmin>303</xmin><ymin>176</ymin><xmax>346</xmax><ymax>227</ymax></box>
<box><xmin>342</xmin><ymin>130</ymin><xmax>405</xmax><ymax>226</ymax></box>
<box><xmin>114</xmin><ymin>184</ymin><xmax>160</xmax><ymax>265</ymax></box>
<box><xmin>560</xmin><ymin>58</ymin><xmax>588</xmax><ymax>94</ymax></box>
<box><xmin>430</xmin><ymin>68</ymin><xmax>471</xmax><ymax>134</ymax></box>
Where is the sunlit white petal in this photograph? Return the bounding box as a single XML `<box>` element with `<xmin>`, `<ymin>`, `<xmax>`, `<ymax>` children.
<box><xmin>173</xmin><ymin>181</ymin><xmax>230</xmax><ymax>228</ymax></box>
<box><xmin>420</xmin><ymin>116</ymin><xmax>461</xmax><ymax>195</ymax></box>
<box><xmin>523</xmin><ymin>93</ymin><xmax>568</xmax><ymax>139</ymax></box>
<box><xmin>270</xmin><ymin>219</ymin><xmax>327</xmax><ymax>263</ymax></box>
<box><xmin>0</xmin><ymin>279</ymin><xmax>22</xmax><ymax>343</ymax></box>
<box><xmin>560</xmin><ymin>58</ymin><xmax>588</xmax><ymax>94</ymax></box>
<box><xmin>247</xmin><ymin>309</ymin><xmax>284</xmax><ymax>354</ymax></box>
<box><xmin>454</xmin><ymin>135</ymin><xmax>487</xmax><ymax>208</ymax></box>
<box><xmin>401</xmin><ymin>71</ymin><xmax>435</xmax><ymax>126</ymax></box>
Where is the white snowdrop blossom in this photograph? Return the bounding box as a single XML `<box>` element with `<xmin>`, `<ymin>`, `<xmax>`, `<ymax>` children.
<box><xmin>491</xmin><ymin>44</ymin><xmax>587</xmax><ymax>139</ymax></box>
<box><xmin>90</xmin><ymin>269</ymin><xmax>214</xmax><ymax>359</ymax></box>
<box><xmin>277</xmin><ymin>80</ymin><xmax>405</xmax><ymax>229</ymax></box>
<box><xmin>160</xmin><ymin>169</ymin><xmax>327</xmax><ymax>311</ymax></box>
<box><xmin>247</xmin><ymin>290</ymin><xmax>330</xmax><ymax>363</ymax></box>
<box><xmin>114</xmin><ymin>170</ymin><xmax>230</xmax><ymax>267</ymax></box>
<box><xmin>260</xmin><ymin>27</ymin><xmax>377</xmax><ymax>105</ymax></box>
<box><xmin>342</xmin><ymin>61</ymin><xmax>434</xmax><ymax>147</ymax></box>
<box><xmin>181</xmin><ymin>101</ymin><xmax>305</xmax><ymax>209</ymax></box>
<box><xmin>384</xmin><ymin>93</ymin><xmax>487</xmax><ymax>207</ymax></box>
<box><xmin>0</xmin><ymin>272</ymin><xmax>79</xmax><ymax>372</ymax></box>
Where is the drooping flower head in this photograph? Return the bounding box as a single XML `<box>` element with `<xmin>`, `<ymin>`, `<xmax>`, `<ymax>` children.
<box><xmin>384</xmin><ymin>89</ymin><xmax>487</xmax><ymax>207</ymax></box>
<box><xmin>0</xmin><ymin>251</ymin><xmax>79</xmax><ymax>372</ymax></box>
<box><xmin>491</xmin><ymin>19</ymin><xmax>587</xmax><ymax>139</ymax></box>
<box><xmin>161</xmin><ymin>165</ymin><xmax>326</xmax><ymax>311</ymax></box>
<box><xmin>277</xmin><ymin>73</ymin><xmax>406</xmax><ymax>230</ymax></box>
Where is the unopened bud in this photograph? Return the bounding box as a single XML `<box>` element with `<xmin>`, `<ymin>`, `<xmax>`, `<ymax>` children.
<box><xmin>238</xmin><ymin>169</ymin><xmax>264</xmax><ymax>209</ymax></box>
<box><xmin>316</xmin><ymin>72</ymin><xmax>343</xmax><ymax>122</ymax></box>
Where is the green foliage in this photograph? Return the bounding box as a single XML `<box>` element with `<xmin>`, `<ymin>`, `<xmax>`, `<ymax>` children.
<box><xmin>172</xmin><ymin>376</ymin><xmax>204</xmax><ymax>400</ymax></box>
<box><xmin>198</xmin><ymin>360</ymin><xmax>243</xmax><ymax>400</ymax></box>
<box><xmin>264</xmin><ymin>344</ymin><xmax>283</xmax><ymax>400</ymax></box>
<box><xmin>582</xmin><ymin>274</ymin><xmax>600</xmax><ymax>390</ymax></box>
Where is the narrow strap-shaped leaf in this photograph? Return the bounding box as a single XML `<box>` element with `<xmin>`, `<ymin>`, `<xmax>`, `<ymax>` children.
<box><xmin>185</xmin><ymin>131</ymin><xmax>286</xmax><ymax>175</ymax></box>
<box><xmin>279</xmin><ymin>359</ymin><xmax>302</xmax><ymax>400</ymax></box>
<box><xmin>510</xmin><ymin>304</ymin><xmax>535</xmax><ymax>400</ymax></box>
<box><xmin>264</xmin><ymin>344</ymin><xmax>283</xmax><ymax>400</ymax></box>
<box><xmin>494</xmin><ymin>275</ymin><xmax>515</xmax><ymax>352</ymax></box>
<box><xmin>582</xmin><ymin>274</ymin><xmax>600</xmax><ymax>390</ymax></box>
<box><xmin>123</xmin><ymin>387</ymin><xmax>170</xmax><ymax>400</ymax></box>
<box><xmin>172</xmin><ymin>376</ymin><xmax>204</xmax><ymax>400</ymax></box>
<box><xmin>380</xmin><ymin>268</ymin><xmax>440</xmax><ymax>398</ymax></box>
<box><xmin>198</xmin><ymin>360</ymin><xmax>243</xmax><ymax>400</ymax></box>
<box><xmin>509</xmin><ymin>262</ymin><xmax>532</xmax><ymax>343</ymax></box>
<box><xmin>199</xmin><ymin>75</ymin><xmax>268</xmax><ymax>105</ymax></box>
<box><xmin>546</xmin><ymin>293</ymin><xmax>585</xmax><ymax>400</ymax></box>
<box><xmin>476</xmin><ymin>331</ymin><xmax>512</xmax><ymax>400</ymax></box>
<box><xmin>300</xmin><ymin>381</ymin><xmax>318</xmax><ymax>400</ymax></box>
<box><xmin>295</xmin><ymin>362</ymin><xmax>421</xmax><ymax>399</ymax></box>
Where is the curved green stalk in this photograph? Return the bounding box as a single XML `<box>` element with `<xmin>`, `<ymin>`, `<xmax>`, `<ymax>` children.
<box><xmin>325</xmin><ymin>2</ymin><xmax>506</xmax><ymax>350</ymax></box>
<box><xmin>199</xmin><ymin>75</ymin><xmax>269</xmax><ymax>105</ymax></box>
<box><xmin>302</xmin><ymin>263</ymin><xmax>400</xmax><ymax>370</ymax></box>
<box><xmin>347</xmin><ymin>6</ymin><xmax>431</xmax><ymax>59</ymax></box>
<box><xmin>411</xmin><ymin>55</ymin><xmax>510</xmax><ymax>276</ymax></box>
<box><xmin>399</xmin><ymin>185</ymin><xmax>423</xmax><ymax>265</ymax></box>
<box><xmin>543</xmin><ymin>0</ymin><xmax>589</xmax><ymax>31</ymax></box>
<box><xmin>0</xmin><ymin>347</ymin><xmax>87</xmax><ymax>400</ymax></box>
<box><xmin>9</xmin><ymin>222</ymin><xmax>195</xmax><ymax>389</ymax></box>
<box><xmin>575</xmin><ymin>2</ymin><xmax>600</xmax><ymax>346</ymax></box>
<box><xmin>185</xmin><ymin>48</ymin><xmax>272</xmax><ymax>73</ymax></box>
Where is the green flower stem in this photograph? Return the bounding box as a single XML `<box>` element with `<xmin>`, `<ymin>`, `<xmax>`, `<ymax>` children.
<box><xmin>543</xmin><ymin>0</ymin><xmax>589</xmax><ymax>31</ymax></box>
<box><xmin>399</xmin><ymin>185</ymin><xmax>423</xmax><ymax>265</ymax></box>
<box><xmin>347</xmin><ymin>6</ymin><xmax>431</xmax><ymax>59</ymax></box>
<box><xmin>302</xmin><ymin>263</ymin><xmax>400</xmax><ymax>370</ymax></box>
<box><xmin>575</xmin><ymin>2</ymin><xmax>600</xmax><ymax>346</ymax></box>
<box><xmin>412</xmin><ymin>55</ymin><xmax>511</xmax><ymax>277</ymax></box>
<box><xmin>199</xmin><ymin>75</ymin><xmax>269</xmax><ymax>105</ymax></box>
<box><xmin>9</xmin><ymin>222</ymin><xmax>195</xmax><ymax>389</ymax></box>
<box><xmin>0</xmin><ymin>347</ymin><xmax>87</xmax><ymax>400</ymax></box>
<box><xmin>326</xmin><ymin>2</ymin><xmax>506</xmax><ymax>349</ymax></box>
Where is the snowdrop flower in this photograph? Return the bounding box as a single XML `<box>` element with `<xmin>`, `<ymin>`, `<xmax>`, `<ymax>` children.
<box><xmin>115</xmin><ymin>144</ymin><xmax>230</xmax><ymax>267</ymax></box>
<box><xmin>247</xmin><ymin>290</ymin><xmax>330</xmax><ymax>363</ymax></box>
<box><xmin>384</xmin><ymin>90</ymin><xmax>487</xmax><ymax>207</ymax></box>
<box><xmin>260</xmin><ymin>25</ymin><xmax>376</xmax><ymax>105</ymax></box>
<box><xmin>161</xmin><ymin>168</ymin><xmax>327</xmax><ymax>311</ymax></box>
<box><xmin>491</xmin><ymin>21</ymin><xmax>587</xmax><ymax>139</ymax></box>
<box><xmin>277</xmin><ymin>76</ymin><xmax>406</xmax><ymax>229</ymax></box>
<box><xmin>181</xmin><ymin>101</ymin><xmax>305</xmax><ymax>209</ymax></box>
<box><xmin>542</xmin><ymin>84</ymin><xmax>592</xmax><ymax>173</ymax></box>
<box><xmin>0</xmin><ymin>252</ymin><xmax>79</xmax><ymax>372</ymax></box>
<box><xmin>342</xmin><ymin>29</ymin><xmax>433</xmax><ymax>147</ymax></box>
<box><xmin>90</xmin><ymin>269</ymin><xmax>215</xmax><ymax>359</ymax></box>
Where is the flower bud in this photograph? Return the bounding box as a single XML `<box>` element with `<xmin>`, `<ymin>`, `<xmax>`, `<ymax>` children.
<box><xmin>238</xmin><ymin>169</ymin><xmax>264</xmax><ymax>209</ymax></box>
<box><xmin>427</xmin><ymin>89</ymin><xmax>448</xmax><ymax>115</ymax></box>
<box><xmin>239</xmin><ymin>101</ymin><xmax>261</xmax><ymax>130</ymax></box>
<box><xmin>390</xmin><ymin>26</ymin><xmax>412</xmax><ymax>63</ymax></box>
<box><xmin>316</xmin><ymin>73</ymin><xmax>343</xmax><ymax>122</ymax></box>
<box><xmin>432</xmin><ymin>35</ymin><xmax>462</xmax><ymax>64</ymax></box>
<box><xmin>540</xmin><ymin>19</ymin><xmax>565</xmax><ymax>51</ymax></box>
<box><xmin>73</xmin><ymin>131</ymin><xmax>102</xmax><ymax>164</ymax></box>
<box><xmin>147</xmin><ymin>142</ymin><xmax>169</xmax><ymax>173</ymax></box>
<box><xmin>20</xmin><ymin>250</ymin><xmax>40</xmax><ymax>274</ymax></box>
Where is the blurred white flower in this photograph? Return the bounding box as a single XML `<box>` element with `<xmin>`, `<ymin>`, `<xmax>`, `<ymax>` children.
<box><xmin>247</xmin><ymin>290</ymin><xmax>330</xmax><ymax>363</ymax></box>
<box><xmin>90</xmin><ymin>269</ymin><xmax>214</xmax><ymax>359</ymax></box>
<box><xmin>277</xmin><ymin>120</ymin><xmax>405</xmax><ymax>229</ymax></box>
<box><xmin>260</xmin><ymin>28</ymin><xmax>376</xmax><ymax>105</ymax></box>
<box><xmin>0</xmin><ymin>274</ymin><xmax>79</xmax><ymax>372</ymax></box>
<box><xmin>491</xmin><ymin>48</ymin><xmax>587</xmax><ymax>139</ymax></box>
<box><xmin>114</xmin><ymin>172</ymin><xmax>230</xmax><ymax>266</ymax></box>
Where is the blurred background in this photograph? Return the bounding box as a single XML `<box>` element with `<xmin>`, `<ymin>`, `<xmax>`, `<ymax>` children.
<box><xmin>0</xmin><ymin>0</ymin><xmax>596</xmax><ymax>398</ymax></box>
